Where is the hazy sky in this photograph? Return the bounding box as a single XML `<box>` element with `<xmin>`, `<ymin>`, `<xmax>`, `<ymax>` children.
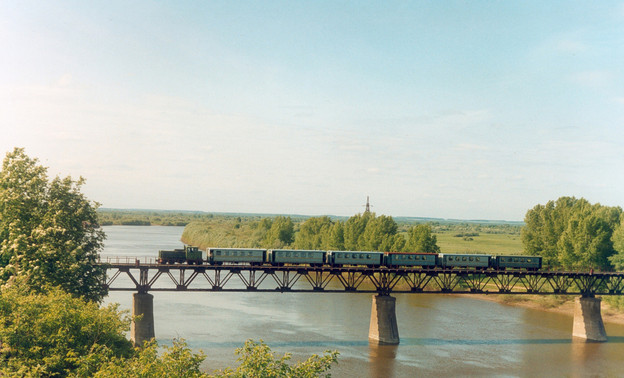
<box><xmin>2</xmin><ymin>1</ymin><xmax>623</xmax><ymax>220</ymax></box>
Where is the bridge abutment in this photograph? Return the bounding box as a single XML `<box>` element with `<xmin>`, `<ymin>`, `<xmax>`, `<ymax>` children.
<box><xmin>369</xmin><ymin>294</ymin><xmax>399</xmax><ymax>345</ymax></box>
<box><xmin>131</xmin><ymin>293</ymin><xmax>155</xmax><ymax>347</ymax></box>
<box><xmin>572</xmin><ymin>296</ymin><xmax>607</xmax><ymax>342</ymax></box>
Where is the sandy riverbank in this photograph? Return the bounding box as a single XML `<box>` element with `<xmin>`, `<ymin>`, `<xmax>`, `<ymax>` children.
<box><xmin>458</xmin><ymin>293</ymin><xmax>624</xmax><ymax>326</ymax></box>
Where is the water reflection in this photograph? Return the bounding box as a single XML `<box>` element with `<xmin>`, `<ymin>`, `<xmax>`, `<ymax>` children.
<box><xmin>368</xmin><ymin>344</ymin><xmax>398</xmax><ymax>378</ymax></box>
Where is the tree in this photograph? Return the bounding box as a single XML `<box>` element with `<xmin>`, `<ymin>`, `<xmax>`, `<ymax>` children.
<box><xmin>404</xmin><ymin>224</ymin><xmax>440</xmax><ymax>253</ymax></box>
<box><xmin>343</xmin><ymin>213</ymin><xmax>373</xmax><ymax>250</ymax></box>
<box><xmin>0</xmin><ymin>282</ymin><xmax>133</xmax><ymax>377</ymax></box>
<box><xmin>359</xmin><ymin>215</ymin><xmax>404</xmax><ymax>252</ymax></box>
<box><xmin>262</xmin><ymin>216</ymin><xmax>295</xmax><ymax>248</ymax></box>
<box><xmin>609</xmin><ymin>218</ymin><xmax>624</xmax><ymax>271</ymax></box>
<box><xmin>293</xmin><ymin>216</ymin><xmax>334</xmax><ymax>250</ymax></box>
<box><xmin>92</xmin><ymin>339</ymin><xmax>206</xmax><ymax>378</ymax></box>
<box><xmin>0</xmin><ymin>148</ymin><xmax>107</xmax><ymax>301</ymax></box>
<box><xmin>212</xmin><ymin>339</ymin><xmax>338</xmax><ymax>378</ymax></box>
<box><xmin>521</xmin><ymin>196</ymin><xmax>622</xmax><ymax>270</ymax></box>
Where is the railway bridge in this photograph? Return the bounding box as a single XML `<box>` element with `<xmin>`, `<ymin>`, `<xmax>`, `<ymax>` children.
<box><xmin>99</xmin><ymin>257</ymin><xmax>624</xmax><ymax>347</ymax></box>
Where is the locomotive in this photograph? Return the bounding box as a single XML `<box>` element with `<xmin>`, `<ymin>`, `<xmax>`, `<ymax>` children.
<box><xmin>158</xmin><ymin>247</ymin><xmax>542</xmax><ymax>271</ymax></box>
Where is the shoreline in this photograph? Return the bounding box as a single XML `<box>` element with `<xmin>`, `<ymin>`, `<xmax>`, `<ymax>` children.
<box><xmin>457</xmin><ymin>293</ymin><xmax>624</xmax><ymax>326</ymax></box>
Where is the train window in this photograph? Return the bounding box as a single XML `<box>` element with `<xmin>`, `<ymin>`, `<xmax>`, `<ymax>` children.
<box><xmin>462</xmin><ymin>257</ymin><xmax>467</xmax><ymax>261</ymax></box>
<box><xmin>449</xmin><ymin>256</ymin><xmax>454</xmax><ymax>261</ymax></box>
<box><xmin>367</xmin><ymin>254</ymin><xmax>371</xmax><ymax>259</ymax></box>
<box><xmin>360</xmin><ymin>254</ymin><xmax>364</xmax><ymax>259</ymax></box>
<box><xmin>469</xmin><ymin>257</ymin><xmax>474</xmax><ymax>262</ymax></box>
<box><xmin>476</xmin><ymin>257</ymin><xmax>480</xmax><ymax>262</ymax></box>
<box><xmin>527</xmin><ymin>259</ymin><xmax>532</xmax><ymax>263</ymax></box>
<box><xmin>216</xmin><ymin>251</ymin><xmax>221</xmax><ymax>256</ymax></box>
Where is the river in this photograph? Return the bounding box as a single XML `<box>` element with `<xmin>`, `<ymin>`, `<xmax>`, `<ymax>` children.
<box><xmin>101</xmin><ymin>226</ymin><xmax>624</xmax><ymax>377</ymax></box>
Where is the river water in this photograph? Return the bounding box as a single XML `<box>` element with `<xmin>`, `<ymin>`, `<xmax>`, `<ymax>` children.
<box><xmin>101</xmin><ymin>226</ymin><xmax>624</xmax><ymax>377</ymax></box>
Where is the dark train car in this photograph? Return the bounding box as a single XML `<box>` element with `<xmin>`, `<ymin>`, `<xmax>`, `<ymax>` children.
<box><xmin>438</xmin><ymin>253</ymin><xmax>491</xmax><ymax>269</ymax></box>
<box><xmin>493</xmin><ymin>255</ymin><xmax>542</xmax><ymax>271</ymax></box>
<box><xmin>385</xmin><ymin>252</ymin><xmax>438</xmax><ymax>267</ymax></box>
<box><xmin>328</xmin><ymin>251</ymin><xmax>384</xmax><ymax>267</ymax></box>
<box><xmin>268</xmin><ymin>249</ymin><xmax>326</xmax><ymax>266</ymax></box>
<box><xmin>158</xmin><ymin>248</ymin><xmax>186</xmax><ymax>264</ymax></box>
<box><xmin>209</xmin><ymin>248</ymin><xmax>266</xmax><ymax>265</ymax></box>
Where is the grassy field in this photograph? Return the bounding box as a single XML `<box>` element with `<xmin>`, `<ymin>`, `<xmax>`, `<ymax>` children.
<box><xmin>435</xmin><ymin>231</ymin><xmax>523</xmax><ymax>255</ymax></box>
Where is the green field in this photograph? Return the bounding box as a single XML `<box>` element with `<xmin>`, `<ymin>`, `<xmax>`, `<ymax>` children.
<box><xmin>435</xmin><ymin>231</ymin><xmax>523</xmax><ymax>255</ymax></box>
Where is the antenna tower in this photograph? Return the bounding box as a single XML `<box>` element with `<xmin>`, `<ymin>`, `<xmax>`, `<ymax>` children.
<box><xmin>364</xmin><ymin>196</ymin><xmax>371</xmax><ymax>213</ymax></box>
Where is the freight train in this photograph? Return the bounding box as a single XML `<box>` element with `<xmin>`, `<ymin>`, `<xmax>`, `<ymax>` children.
<box><xmin>158</xmin><ymin>246</ymin><xmax>542</xmax><ymax>271</ymax></box>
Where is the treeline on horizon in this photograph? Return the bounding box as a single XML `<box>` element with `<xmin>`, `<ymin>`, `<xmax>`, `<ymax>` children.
<box><xmin>179</xmin><ymin>196</ymin><xmax>624</xmax><ymax>273</ymax></box>
<box><xmin>182</xmin><ymin>212</ymin><xmax>441</xmax><ymax>254</ymax></box>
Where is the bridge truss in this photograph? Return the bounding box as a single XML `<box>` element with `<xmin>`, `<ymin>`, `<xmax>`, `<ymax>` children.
<box><xmin>101</xmin><ymin>262</ymin><xmax>624</xmax><ymax>297</ymax></box>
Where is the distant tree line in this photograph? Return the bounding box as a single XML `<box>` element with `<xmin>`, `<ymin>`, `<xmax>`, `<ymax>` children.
<box><xmin>183</xmin><ymin>212</ymin><xmax>441</xmax><ymax>253</ymax></box>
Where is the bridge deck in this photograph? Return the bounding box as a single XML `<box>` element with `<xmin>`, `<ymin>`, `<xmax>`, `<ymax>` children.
<box><xmin>98</xmin><ymin>260</ymin><xmax>624</xmax><ymax>296</ymax></box>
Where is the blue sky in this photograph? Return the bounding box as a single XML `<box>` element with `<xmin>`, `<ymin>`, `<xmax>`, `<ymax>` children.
<box><xmin>2</xmin><ymin>1</ymin><xmax>623</xmax><ymax>220</ymax></box>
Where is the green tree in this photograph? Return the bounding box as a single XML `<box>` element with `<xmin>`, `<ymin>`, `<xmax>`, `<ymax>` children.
<box><xmin>0</xmin><ymin>148</ymin><xmax>106</xmax><ymax>301</ymax></box>
<box><xmin>404</xmin><ymin>224</ymin><xmax>440</xmax><ymax>253</ymax></box>
<box><xmin>609</xmin><ymin>218</ymin><xmax>624</xmax><ymax>271</ymax></box>
<box><xmin>522</xmin><ymin>196</ymin><xmax>621</xmax><ymax>270</ymax></box>
<box><xmin>343</xmin><ymin>213</ymin><xmax>373</xmax><ymax>250</ymax></box>
<box><xmin>212</xmin><ymin>339</ymin><xmax>338</xmax><ymax>378</ymax></box>
<box><xmin>327</xmin><ymin>222</ymin><xmax>345</xmax><ymax>250</ymax></box>
<box><xmin>263</xmin><ymin>216</ymin><xmax>295</xmax><ymax>248</ymax></box>
<box><xmin>293</xmin><ymin>216</ymin><xmax>334</xmax><ymax>250</ymax></box>
<box><xmin>92</xmin><ymin>339</ymin><xmax>206</xmax><ymax>378</ymax></box>
<box><xmin>0</xmin><ymin>282</ymin><xmax>133</xmax><ymax>377</ymax></box>
<box><xmin>359</xmin><ymin>215</ymin><xmax>404</xmax><ymax>252</ymax></box>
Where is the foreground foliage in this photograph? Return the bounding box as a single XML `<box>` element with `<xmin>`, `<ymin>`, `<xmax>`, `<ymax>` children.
<box><xmin>0</xmin><ymin>148</ymin><xmax>106</xmax><ymax>301</ymax></box>
<box><xmin>211</xmin><ymin>339</ymin><xmax>339</xmax><ymax>378</ymax></box>
<box><xmin>0</xmin><ymin>283</ymin><xmax>133</xmax><ymax>377</ymax></box>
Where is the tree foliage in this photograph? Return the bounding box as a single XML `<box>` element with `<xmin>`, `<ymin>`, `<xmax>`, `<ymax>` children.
<box><xmin>521</xmin><ymin>196</ymin><xmax>622</xmax><ymax>270</ymax></box>
<box><xmin>0</xmin><ymin>148</ymin><xmax>107</xmax><ymax>301</ymax></box>
<box><xmin>212</xmin><ymin>339</ymin><xmax>339</xmax><ymax>378</ymax></box>
<box><xmin>404</xmin><ymin>224</ymin><xmax>440</xmax><ymax>253</ymax></box>
<box><xmin>0</xmin><ymin>282</ymin><xmax>133</xmax><ymax>377</ymax></box>
<box><xmin>262</xmin><ymin>216</ymin><xmax>295</xmax><ymax>248</ymax></box>
<box><xmin>92</xmin><ymin>339</ymin><xmax>206</xmax><ymax>378</ymax></box>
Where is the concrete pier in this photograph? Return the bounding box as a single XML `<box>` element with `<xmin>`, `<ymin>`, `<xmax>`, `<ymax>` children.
<box><xmin>572</xmin><ymin>296</ymin><xmax>607</xmax><ymax>342</ymax></box>
<box><xmin>131</xmin><ymin>293</ymin><xmax>155</xmax><ymax>347</ymax></box>
<box><xmin>369</xmin><ymin>295</ymin><xmax>400</xmax><ymax>345</ymax></box>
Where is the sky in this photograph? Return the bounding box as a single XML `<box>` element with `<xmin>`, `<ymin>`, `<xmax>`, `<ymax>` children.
<box><xmin>1</xmin><ymin>1</ymin><xmax>624</xmax><ymax>221</ymax></box>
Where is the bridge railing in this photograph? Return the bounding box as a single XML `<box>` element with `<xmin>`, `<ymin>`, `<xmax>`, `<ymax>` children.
<box><xmin>98</xmin><ymin>255</ymin><xmax>158</xmax><ymax>265</ymax></box>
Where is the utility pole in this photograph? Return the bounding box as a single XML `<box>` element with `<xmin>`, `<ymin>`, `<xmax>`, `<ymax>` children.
<box><xmin>364</xmin><ymin>196</ymin><xmax>371</xmax><ymax>214</ymax></box>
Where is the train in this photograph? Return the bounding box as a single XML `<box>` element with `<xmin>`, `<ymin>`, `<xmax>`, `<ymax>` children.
<box><xmin>158</xmin><ymin>246</ymin><xmax>542</xmax><ymax>271</ymax></box>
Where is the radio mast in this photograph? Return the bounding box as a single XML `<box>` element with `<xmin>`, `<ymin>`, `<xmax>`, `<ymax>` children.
<box><xmin>364</xmin><ymin>196</ymin><xmax>371</xmax><ymax>214</ymax></box>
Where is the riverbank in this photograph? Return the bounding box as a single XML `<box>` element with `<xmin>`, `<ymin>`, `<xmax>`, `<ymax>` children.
<box><xmin>461</xmin><ymin>293</ymin><xmax>624</xmax><ymax>326</ymax></box>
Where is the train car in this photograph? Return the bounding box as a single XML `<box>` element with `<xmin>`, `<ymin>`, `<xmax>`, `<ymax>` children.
<box><xmin>493</xmin><ymin>255</ymin><xmax>542</xmax><ymax>271</ymax></box>
<box><xmin>385</xmin><ymin>252</ymin><xmax>437</xmax><ymax>267</ymax></box>
<box><xmin>158</xmin><ymin>248</ymin><xmax>186</xmax><ymax>264</ymax></box>
<box><xmin>268</xmin><ymin>249</ymin><xmax>326</xmax><ymax>266</ymax></box>
<box><xmin>328</xmin><ymin>251</ymin><xmax>384</xmax><ymax>267</ymax></box>
<box><xmin>438</xmin><ymin>253</ymin><xmax>491</xmax><ymax>269</ymax></box>
<box><xmin>209</xmin><ymin>248</ymin><xmax>266</xmax><ymax>265</ymax></box>
<box><xmin>185</xmin><ymin>246</ymin><xmax>203</xmax><ymax>265</ymax></box>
